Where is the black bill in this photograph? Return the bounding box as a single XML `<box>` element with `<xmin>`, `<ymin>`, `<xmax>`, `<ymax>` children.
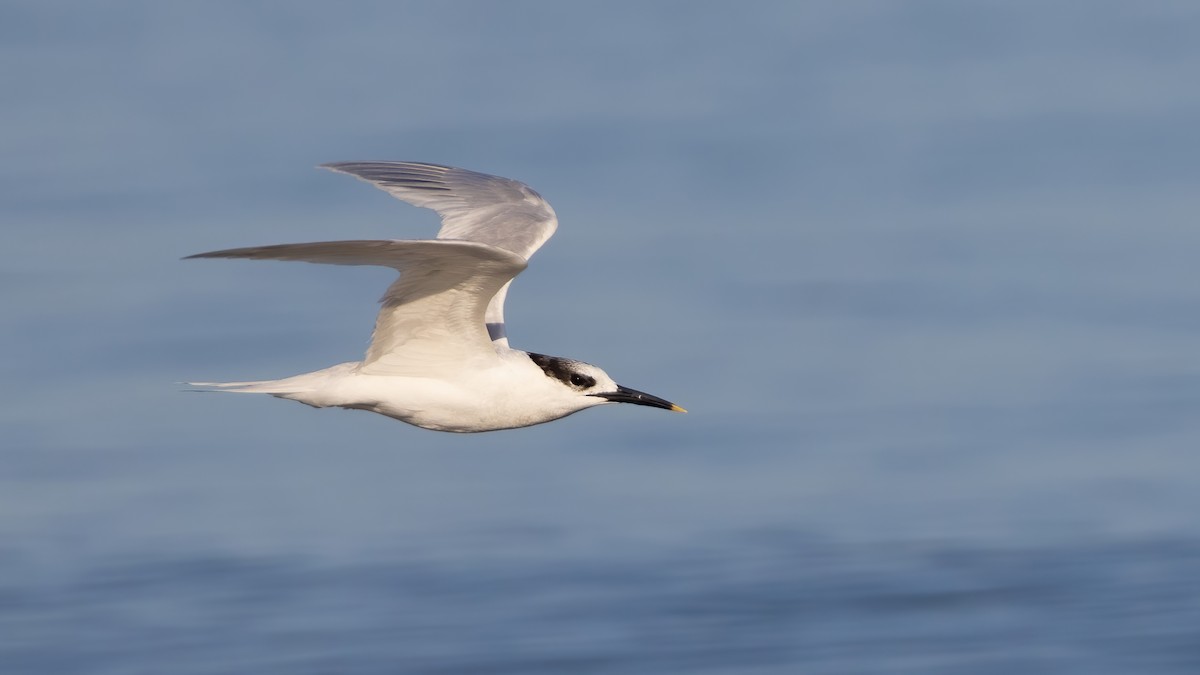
<box><xmin>590</xmin><ymin>385</ymin><xmax>686</xmax><ymax>413</ymax></box>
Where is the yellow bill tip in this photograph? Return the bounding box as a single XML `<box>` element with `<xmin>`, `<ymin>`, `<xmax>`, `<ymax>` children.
<box><xmin>670</xmin><ymin>404</ymin><xmax>688</xmax><ymax>413</ymax></box>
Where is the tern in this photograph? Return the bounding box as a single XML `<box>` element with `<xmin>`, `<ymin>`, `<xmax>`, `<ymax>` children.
<box><xmin>187</xmin><ymin>161</ymin><xmax>685</xmax><ymax>432</ymax></box>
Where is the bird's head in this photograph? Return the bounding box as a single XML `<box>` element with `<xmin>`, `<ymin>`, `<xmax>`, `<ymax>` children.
<box><xmin>525</xmin><ymin>352</ymin><xmax>686</xmax><ymax>415</ymax></box>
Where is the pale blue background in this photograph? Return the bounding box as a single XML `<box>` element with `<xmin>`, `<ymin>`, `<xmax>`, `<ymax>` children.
<box><xmin>3</xmin><ymin>2</ymin><xmax>1200</xmax><ymax>672</ymax></box>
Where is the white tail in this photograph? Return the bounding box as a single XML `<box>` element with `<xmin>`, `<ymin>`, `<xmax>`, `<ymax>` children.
<box><xmin>187</xmin><ymin>379</ymin><xmax>310</xmax><ymax>395</ymax></box>
<box><xmin>186</xmin><ymin>362</ymin><xmax>360</xmax><ymax>401</ymax></box>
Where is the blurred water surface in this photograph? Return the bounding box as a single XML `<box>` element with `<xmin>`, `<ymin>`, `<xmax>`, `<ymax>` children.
<box><xmin>5</xmin><ymin>537</ymin><xmax>1199</xmax><ymax>674</ymax></box>
<box><xmin>3</xmin><ymin>1</ymin><xmax>1200</xmax><ymax>673</ymax></box>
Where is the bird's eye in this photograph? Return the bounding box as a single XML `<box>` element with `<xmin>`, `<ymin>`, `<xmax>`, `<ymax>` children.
<box><xmin>569</xmin><ymin>373</ymin><xmax>593</xmax><ymax>388</ymax></box>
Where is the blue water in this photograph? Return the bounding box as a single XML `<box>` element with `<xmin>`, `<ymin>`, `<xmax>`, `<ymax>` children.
<box><xmin>4</xmin><ymin>1</ymin><xmax>1200</xmax><ymax>672</ymax></box>
<box><xmin>5</xmin><ymin>538</ymin><xmax>1200</xmax><ymax>673</ymax></box>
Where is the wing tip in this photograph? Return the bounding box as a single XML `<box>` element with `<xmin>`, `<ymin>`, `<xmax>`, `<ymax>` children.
<box><xmin>318</xmin><ymin>160</ymin><xmax>446</xmax><ymax>172</ymax></box>
<box><xmin>183</xmin><ymin>249</ymin><xmax>243</xmax><ymax>261</ymax></box>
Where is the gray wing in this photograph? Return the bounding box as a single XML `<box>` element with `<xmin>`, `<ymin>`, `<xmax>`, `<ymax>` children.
<box><xmin>320</xmin><ymin>161</ymin><xmax>558</xmax><ymax>261</ymax></box>
<box><xmin>186</xmin><ymin>240</ymin><xmax>528</xmax><ymax>376</ymax></box>
<box><xmin>320</xmin><ymin>161</ymin><xmax>559</xmax><ymax>347</ymax></box>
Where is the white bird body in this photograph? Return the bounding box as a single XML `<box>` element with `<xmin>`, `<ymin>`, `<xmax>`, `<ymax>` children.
<box><xmin>188</xmin><ymin>161</ymin><xmax>683</xmax><ymax>432</ymax></box>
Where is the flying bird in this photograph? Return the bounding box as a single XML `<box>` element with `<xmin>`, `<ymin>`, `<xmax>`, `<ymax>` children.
<box><xmin>187</xmin><ymin>161</ymin><xmax>685</xmax><ymax>432</ymax></box>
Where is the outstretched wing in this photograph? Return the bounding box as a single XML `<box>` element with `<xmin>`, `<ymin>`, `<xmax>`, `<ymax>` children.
<box><xmin>320</xmin><ymin>161</ymin><xmax>558</xmax><ymax>346</ymax></box>
<box><xmin>186</xmin><ymin>240</ymin><xmax>527</xmax><ymax>376</ymax></box>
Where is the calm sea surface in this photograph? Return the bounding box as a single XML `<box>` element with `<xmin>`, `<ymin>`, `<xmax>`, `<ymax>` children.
<box><xmin>3</xmin><ymin>2</ymin><xmax>1200</xmax><ymax>672</ymax></box>
<box><xmin>4</xmin><ymin>537</ymin><xmax>1200</xmax><ymax>674</ymax></box>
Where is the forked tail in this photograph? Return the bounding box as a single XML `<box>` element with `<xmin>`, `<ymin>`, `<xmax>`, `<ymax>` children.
<box><xmin>186</xmin><ymin>378</ymin><xmax>311</xmax><ymax>395</ymax></box>
<box><xmin>186</xmin><ymin>362</ymin><xmax>359</xmax><ymax>400</ymax></box>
